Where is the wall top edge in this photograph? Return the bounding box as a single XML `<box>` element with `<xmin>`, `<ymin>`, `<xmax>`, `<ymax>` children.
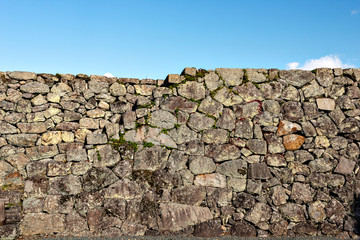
<box><xmin>1</xmin><ymin>67</ymin><xmax>360</xmax><ymax>85</ymax></box>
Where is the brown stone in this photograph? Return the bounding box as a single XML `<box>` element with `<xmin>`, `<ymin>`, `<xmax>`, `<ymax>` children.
<box><xmin>277</xmin><ymin>120</ymin><xmax>301</xmax><ymax>136</ymax></box>
<box><xmin>20</xmin><ymin>213</ymin><xmax>65</xmax><ymax>235</ymax></box>
<box><xmin>283</xmin><ymin>134</ymin><xmax>305</xmax><ymax>151</ymax></box>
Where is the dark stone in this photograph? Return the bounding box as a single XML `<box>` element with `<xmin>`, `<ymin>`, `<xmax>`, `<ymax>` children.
<box><xmin>231</xmin><ymin>220</ymin><xmax>257</xmax><ymax>237</ymax></box>
<box><xmin>193</xmin><ymin>219</ymin><xmax>223</xmax><ymax>237</ymax></box>
<box><xmin>247</xmin><ymin>163</ymin><xmax>272</xmax><ymax>180</ymax></box>
<box><xmin>82</xmin><ymin>167</ymin><xmax>119</xmax><ymax>192</ymax></box>
<box><xmin>233</xmin><ymin>192</ymin><xmax>255</xmax><ymax>209</ymax></box>
<box><xmin>281</xmin><ymin>101</ymin><xmax>304</xmax><ymax>121</ymax></box>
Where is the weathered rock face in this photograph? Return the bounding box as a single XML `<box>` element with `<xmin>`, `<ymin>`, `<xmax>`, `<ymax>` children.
<box><xmin>0</xmin><ymin>68</ymin><xmax>359</xmax><ymax>239</ymax></box>
<box><xmin>158</xmin><ymin>203</ymin><xmax>212</xmax><ymax>231</ymax></box>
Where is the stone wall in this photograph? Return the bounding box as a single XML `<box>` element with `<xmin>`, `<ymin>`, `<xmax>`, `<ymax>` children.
<box><xmin>0</xmin><ymin>68</ymin><xmax>360</xmax><ymax>239</ymax></box>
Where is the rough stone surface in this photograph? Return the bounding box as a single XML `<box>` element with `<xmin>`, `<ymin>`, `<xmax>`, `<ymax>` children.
<box><xmin>158</xmin><ymin>203</ymin><xmax>212</xmax><ymax>231</ymax></box>
<box><xmin>1</xmin><ymin>68</ymin><xmax>360</xmax><ymax>238</ymax></box>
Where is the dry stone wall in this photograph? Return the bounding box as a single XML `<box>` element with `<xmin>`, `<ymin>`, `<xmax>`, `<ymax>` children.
<box><xmin>1</xmin><ymin>68</ymin><xmax>360</xmax><ymax>239</ymax></box>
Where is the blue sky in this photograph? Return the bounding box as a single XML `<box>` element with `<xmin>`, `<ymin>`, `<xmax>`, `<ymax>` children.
<box><xmin>0</xmin><ymin>0</ymin><xmax>359</xmax><ymax>79</ymax></box>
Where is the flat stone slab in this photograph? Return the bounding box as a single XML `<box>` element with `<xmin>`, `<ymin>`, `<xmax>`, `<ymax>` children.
<box><xmin>316</xmin><ymin>98</ymin><xmax>336</xmax><ymax>111</ymax></box>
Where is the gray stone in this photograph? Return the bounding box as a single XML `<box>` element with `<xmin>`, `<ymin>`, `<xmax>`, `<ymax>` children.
<box><xmin>178</xmin><ymin>81</ymin><xmax>205</xmax><ymax>100</ymax></box>
<box><xmin>110</xmin><ymin>101</ymin><xmax>132</xmax><ymax>114</ymax></box>
<box><xmin>233</xmin><ymin>83</ymin><xmax>264</xmax><ymax>102</ymax></box>
<box><xmin>247</xmin><ymin>139</ymin><xmax>267</xmax><ymax>155</ymax></box>
<box><xmin>308</xmin><ymin>201</ymin><xmax>326</xmax><ymax>222</ymax></box>
<box><xmin>48</xmin><ymin>175</ymin><xmax>82</xmax><ymax>195</ymax></box>
<box><xmin>20</xmin><ymin>82</ymin><xmax>50</xmax><ymax>93</ymax></box>
<box><xmin>279</xmin><ymin>203</ymin><xmax>305</xmax><ymax>222</ymax></box>
<box><xmin>260</xmin><ymin>82</ymin><xmax>283</xmax><ymax>99</ymax></box>
<box><xmin>265</xmin><ymin>134</ymin><xmax>285</xmax><ymax>154</ymax></box>
<box><xmin>87</xmin><ymin>133</ymin><xmax>107</xmax><ymax>145</ymax></box>
<box><xmin>315</xmin><ymin>68</ymin><xmax>334</xmax><ymax>87</ymax></box>
<box><xmin>281</xmin><ymin>86</ymin><xmax>300</xmax><ymax>101</ymax></box>
<box><xmin>271</xmin><ymin>185</ymin><xmax>288</xmax><ymax>206</ymax></box>
<box><xmin>16</xmin><ymin>99</ymin><xmax>32</xmax><ymax>113</ymax></box>
<box><xmin>246</xmin><ymin>179</ymin><xmax>262</xmax><ymax>195</ymax></box>
<box><xmin>244</xmin><ymin>202</ymin><xmax>272</xmax><ymax>225</ymax></box>
<box><xmin>234</xmin><ymin>101</ymin><xmax>262</xmax><ymax>119</ymax></box>
<box><xmin>17</xmin><ymin>122</ymin><xmax>47</xmax><ymax>133</ymax></box>
<box><xmin>347</xmin><ymin>85</ymin><xmax>360</xmax><ymax>99</ymax></box>
<box><xmin>88</xmin><ymin>80</ymin><xmax>109</xmax><ymax>94</ymax></box>
<box><xmin>158</xmin><ymin>203</ymin><xmax>212</xmax><ymax>231</ymax></box>
<box><xmin>63</xmin><ymin>211</ymin><xmax>89</xmax><ymax>236</ymax></box>
<box><xmin>44</xmin><ymin>195</ymin><xmax>73</xmax><ymax>214</ymax></box>
<box><xmin>205</xmin><ymin>144</ymin><xmax>241</xmax><ymax>162</ymax></box>
<box><xmin>7</xmin><ymin>71</ymin><xmax>37</xmax><ymax>80</ymax></box>
<box><xmin>167</xmin><ymin>150</ymin><xmax>188</xmax><ymax>172</ymax></box>
<box><xmin>326</xmin><ymin>199</ymin><xmax>345</xmax><ymax>225</ymax></box>
<box><xmin>0</xmin><ymin>121</ymin><xmax>18</xmax><ymax>134</ymax></box>
<box><xmin>216</xmin><ymin>159</ymin><xmax>247</xmax><ymax>178</ymax></box>
<box><xmin>82</xmin><ymin>167</ymin><xmax>119</xmax><ymax>192</ymax></box>
<box><xmin>6</xmin><ymin>134</ymin><xmax>37</xmax><ymax>147</ymax></box>
<box><xmin>215</xmin><ymin>68</ymin><xmax>244</xmax><ymax>86</ymax></box>
<box><xmin>215</xmin><ymin>108</ymin><xmax>234</xmax><ymax>131</ymax></box>
<box><xmin>197</xmin><ymin>96</ymin><xmax>223</xmax><ymax>118</ymax></box>
<box><xmin>334</xmin><ymin>157</ymin><xmax>355</xmax><ymax>175</ymax></box>
<box><xmin>227</xmin><ymin>178</ymin><xmax>247</xmax><ymax>192</ymax></box>
<box><xmin>205</xmin><ymin>71</ymin><xmax>222</xmax><ymax>91</ymax></box>
<box><xmin>26</xmin><ymin>145</ymin><xmax>59</xmax><ymax>161</ymax></box>
<box><xmin>234</xmin><ymin>119</ymin><xmax>253</xmax><ymax>139</ymax></box>
<box><xmin>302</xmin><ymin>80</ymin><xmax>324</xmax><ymax>98</ymax></box>
<box><xmin>247</xmin><ymin>163</ymin><xmax>272</xmax><ymax>179</ymax></box>
<box><xmin>122</xmin><ymin>111</ymin><xmax>136</xmax><ymax>129</ymax></box>
<box><xmin>294</xmin><ymin>150</ymin><xmax>314</xmax><ymax>163</ymax></box>
<box><xmin>47</xmin><ymin>161</ymin><xmax>69</xmax><ymax>177</ymax></box>
<box><xmin>301</xmin><ymin>121</ymin><xmax>317</xmax><ymax>137</ymax></box>
<box><xmin>168</xmin><ymin>125</ymin><xmax>198</xmax><ymax>144</ymax></box>
<box><xmin>281</xmin><ymin>101</ymin><xmax>304</xmax><ymax>121</ymax></box>
<box><xmin>187</xmin><ymin>112</ymin><xmax>215</xmax><ymax>131</ymax></box>
<box><xmin>214</xmin><ymin>87</ymin><xmax>244</xmax><ymax>106</ymax></box>
<box><xmin>66</xmin><ymin>148</ymin><xmax>87</xmax><ymax>161</ymax></box>
<box><xmin>91</xmin><ymin>144</ymin><xmax>120</xmax><ymax>168</ymax></box>
<box><xmin>338</xmin><ymin>118</ymin><xmax>359</xmax><ymax>133</ymax></box>
<box><xmin>194</xmin><ymin>173</ymin><xmax>226</xmax><ymax>188</ymax></box>
<box><xmin>315</xmin><ymin>116</ymin><xmax>338</xmax><ymax>137</ymax></box>
<box><xmin>20</xmin><ymin>213</ymin><xmax>65</xmax><ymax>236</ymax></box>
<box><xmin>303</xmin><ymin>102</ymin><xmax>320</xmax><ymax>120</ymax></box>
<box><xmin>51</xmin><ymin>82</ymin><xmax>72</xmax><ymax>96</ymax></box>
<box><xmin>161</xmin><ymin>96</ymin><xmax>198</xmax><ymax>113</ymax></box>
<box><xmin>246</xmin><ymin>68</ymin><xmax>267</xmax><ymax>83</ymax></box>
<box><xmin>103</xmin><ymin>179</ymin><xmax>143</xmax><ymax>200</ymax></box>
<box><xmin>189</xmin><ymin>156</ymin><xmax>216</xmax><ymax>175</ymax></box>
<box><xmin>134</xmin><ymin>84</ymin><xmax>156</xmax><ymax>96</ymax></box>
<box><xmin>279</xmin><ymin>70</ymin><xmax>314</xmax><ymax>87</ymax></box>
<box><xmin>109</xmin><ymin>82</ymin><xmax>126</xmax><ymax>96</ymax></box>
<box><xmin>308</xmin><ymin>158</ymin><xmax>334</xmax><ymax>173</ymax></box>
<box><xmin>291</xmin><ymin>182</ymin><xmax>313</xmax><ymax>203</ymax></box>
<box><xmin>148</xmin><ymin>110</ymin><xmax>177</xmax><ymax>129</ymax></box>
<box><xmin>171</xmin><ymin>185</ymin><xmax>206</xmax><ymax>206</ymax></box>
<box><xmin>202</xmin><ymin>129</ymin><xmax>228</xmax><ymax>144</ymax></box>
<box><xmin>265</xmin><ymin>154</ymin><xmax>286</xmax><ymax>167</ymax></box>
<box><xmin>184</xmin><ymin>140</ymin><xmax>204</xmax><ymax>156</ymax></box>
<box><xmin>64</xmin><ymin>111</ymin><xmax>82</xmax><ymax>122</ymax></box>
<box><xmin>133</xmin><ymin>146</ymin><xmax>170</xmax><ymax>171</ymax></box>
<box><xmin>79</xmin><ymin>118</ymin><xmax>99</xmax><ymax>129</ymax></box>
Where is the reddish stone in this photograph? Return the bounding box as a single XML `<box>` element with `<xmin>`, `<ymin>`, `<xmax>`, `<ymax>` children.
<box><xmin>283</xmin><ymin>134</ymin><xmax>305</xmax><ymax>151</ymax></box>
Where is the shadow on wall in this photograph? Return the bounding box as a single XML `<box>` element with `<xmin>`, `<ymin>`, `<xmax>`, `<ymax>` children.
<box><xmin>351</xmin><ymin>194</ymin><xmax>360</xmax><ymax>234</ymax></box>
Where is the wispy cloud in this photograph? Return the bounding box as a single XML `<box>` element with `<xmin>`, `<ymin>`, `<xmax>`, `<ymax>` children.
<box><xmin>351</xmin><ymin>9</ymin><xmax>359</xmax><ymax>15</ymax></box>
<box><xmin>286</xmin><ymin>55</ymin><xmax>356</xmax><ymax>70</ymax></box>
<box><xmin>104</xmin><ymin>72</ymin><xmax>114</xmax><ymax>77</ymax></box>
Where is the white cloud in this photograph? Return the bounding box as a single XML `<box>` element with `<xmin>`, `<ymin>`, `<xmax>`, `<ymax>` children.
<box><xmin>351</xmin><ymin>9</ymin><xmax>359</xmax><ymax>15</ymax></box>
<box><xmin>286</xmin><ymin>62</ymin><xmax>299</xmax><ymax>70</ymax></box>
<box><xmin>286</xmin><ymin>55</ymin><xmax>355</xmax><ymax>70</ymax></box>
<box><xmin>104</xmin><ymin>72</ymin><xmax>114</xmax><ymax>77</ymax></box>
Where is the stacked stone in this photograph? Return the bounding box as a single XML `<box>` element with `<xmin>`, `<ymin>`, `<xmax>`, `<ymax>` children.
<box><xmin>0</xmin><ymin>67</ymin><xmax>360</xmax><ymax>238</ymax></box>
